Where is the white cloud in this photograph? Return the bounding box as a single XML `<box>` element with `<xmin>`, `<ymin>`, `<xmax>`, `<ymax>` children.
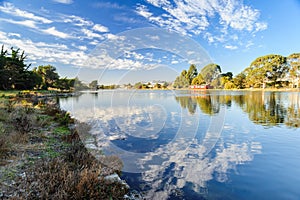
<box><xmin>52</xmin><ymin>0</ymin><xmax>73</xmax><ymax>4</ymax></box>
<box><xmin>89</xmin><ymin>40</ymin><xmax>100</xmax><ymax>46</ymax></box>
<box><xmin>0</xmin><ymin>2</ymin><xmax>52</xmax><ymax>24</ymax></box>
<box><xmin>86</xmin><ymin>55</ymin><xmax>147</xmax><ymax>70</ymax></box>
<box><xmin>106</xmin><ymin>33</ymin><xmax>125</xmax><ymax>40</ymax></box>
<box><xmin>114</xmin><ymin>15</ymin><xmax>142</xmax><ymax>24</ymax></box>
<box><xmin>0</xmin><ymin>18</ymin><xmax>38</xmax><ymax>29</ymax></box>
<box><xmin>93</xmin><ymin>24</ymin><xmax>109</xmax><ymax>33</ymax></box>
<box><xmin>255</xmin><ymin>22</ymin><xmax>268</xmax><ymax>32</ymax></box>
<box><xmin>224</xmin><ymin>45</ymin><xmax>238</xmax><ymax>50</ymax></box>
<box><xmin>0</xmin><ymin>30</ymin><xmax>87</xmax><ymax>67</ymax></box>
<box><xmin>42</xmin><ymin>27</ymin><xmax>73</xmax><ymax>39</ymax></box>
<box><xmin>78</xmin><ymin>45</ymin><xmax>87</xmax><ymax>51</ymax></box>
<box><xmin>81</xmin><ymin>28</ymin><xmax>105</xmax><ymax>40</ymax></box>
<box><xmin>136</xmin><ymin>4</ymin><xmax>153</xmax><ymax>18</ymax></box>
<box><xmin>136</xmin><ymin>0</ymin><xmax>268</xmax><ymax>46</ymax></box>
<box><xmin>63</xmin><ymin>15</ymin><xmax>93</xmax><ymax>27</ymax></box>
<box><xmin>8</xmin><ymin>33</ymin><xmax>21</xmax><ymax>38</ymax></box>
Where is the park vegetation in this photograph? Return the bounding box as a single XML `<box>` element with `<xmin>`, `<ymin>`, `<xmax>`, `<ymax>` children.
<box><xmin>0</xmin><ymin>45</ymin><xmax>129</xmax><ymax>198</ymax></box>
<box><xmin>0</xmin><ymin>45</ymin><xmax>88</xmax><ymax>91</ymax></box>
<box><xmin>1</xmin><ymin>44</ymin><xmax>299</xmax><ymax>92</ymax></box>
<box><xmin>174</xmin><ymin>54</ymin><xmax>300</xmax><ymax>89</ymax></box>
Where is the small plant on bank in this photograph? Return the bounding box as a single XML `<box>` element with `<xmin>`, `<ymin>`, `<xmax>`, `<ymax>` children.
<box><xmin>0</xmin><ymin>122</ymin><xmax>10</xmax><ymax>158</ymax></box>
<box><xmin>4</xmin><ymin>99</ymin><xmax>15</xmax><ymax>113</ymax></box>
<box><xmin>53</xmin><ymin>126</ymin><xmax>71</xmax><ymax>136</ymax></box>
<box><xmin>55</xmin><ymin>110</ymin><xmax>74</xmax><ymax>126</ymax></box>
<box><xmin>10</xmin><ymin>107</ymin><xmax>34</xmax><ymax>136</ymax></box>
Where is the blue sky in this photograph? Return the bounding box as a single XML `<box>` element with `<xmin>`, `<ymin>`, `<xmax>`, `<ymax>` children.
<box><xmin>0</xmin><ymin>0</ymin><xmax>299</xmax><ymax>84</ymax></box>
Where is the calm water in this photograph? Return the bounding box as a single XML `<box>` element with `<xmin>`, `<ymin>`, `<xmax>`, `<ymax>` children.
<box><xmin>60</xmin><ymin>90</ymin><xmax>300</xmax><ymax>200</ymax></box>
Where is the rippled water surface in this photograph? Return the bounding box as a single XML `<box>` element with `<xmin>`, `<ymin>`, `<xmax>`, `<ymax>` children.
<box><xmin>60</xmin><ymin>90</ymin><xmax>300</xmax><ymax>200</ymax></box>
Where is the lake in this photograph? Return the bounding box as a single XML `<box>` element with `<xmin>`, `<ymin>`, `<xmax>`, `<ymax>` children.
<box><xmin>59</xmin><ymin>90</ymin><xmax>300</xmax><ymax>200</ymax></box>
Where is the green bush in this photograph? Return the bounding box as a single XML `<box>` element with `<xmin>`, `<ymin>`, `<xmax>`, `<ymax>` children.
<box><xmin>4</xmin><ymin>99</ymin><xmax>15</xmax><ymax>113</ymax></box>
<box><xmin>0</xmin><ymin>122</ymin><xmax>10</xmax><ymax>158</ymax></box>
<box><xmin>10</xmin><ymin>108</ymin><xmax>34</xmax><ymax>135</ymax></box>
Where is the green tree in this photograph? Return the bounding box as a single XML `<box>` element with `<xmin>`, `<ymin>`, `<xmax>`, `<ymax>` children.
<box><xmin>0</xmin><ymin>46</ymin><xmax>33</xmax><ymax>90</ymax></box>
<box><xmin>191</xmin><ymin>73</ymin><xmax>205</xmax><ymax>85</ymax></box>
<box><xmin>154</xmin><ymin>83</ymin><xmax>161</xmax><ymax>89</ymax></box>
<box><xmin>244</xmin><ymin>66</ymin><xmax>266</xmax><ymax>88</ymax></box>
<box><xmin>73</xmin><ymin>77</ymin><xmax>88</xmax><ymax>90</ymax></box>
<box><xmin>89</xmin><ymin>80</ymin><xmax>98</xmax><ymax>90</ymax></box>
<box><xmin>35</xmin><ymin>65</ymin><xmax>60</xmax><ymax>89</ymax></box>
<box><xmin>186</xmin><ymin>64</ymin><xmax>198</xmax><ymax>84</ymax></box>
<box><xmin>244</xmin><ymin>54</ymin><xmax>288</xmax><ymax>88</ymax></box>
<box><xmin>134</xmin><ymin>82</ymin><xmax>143</xmax><ymax>89</ymax></box>
<box><xmin>173</xmin><ymin>70</ymin><xmax>190</xmax><ymax>88</ymax></box>
<box><xmin>219</xmin><ymin>72</ymin><xmax>233</xmax><ymax>88</ymax></box>
<box><xmin>54</xmin><ymin>77</ymin><xmax>75</xmax><ymax>91</ymax></box>
<box><xmin>233</xmin><ymin>73</ymin><xmax>246</xmax><ymax>89</ymax></box>
<box><xmin>287</xmin><ymin>53</ymin><xmax>300</xmax><ymax>88</ymax></box>
<box><xmin>23</xmin><ymin>71</ymin><xmax>43</xmax><ymax>89</ymax></box>
<box><xmin>199</xmin><ymin>63</ymin><xmax>221</xmax><ymax>84</ymax></box>
<box><xmin>224</xmin><ymin>81</ymin><xmax>236</xmax><ymax>89</ymax></box>
<box><xmin>162</xmin><ymin>82</ymin><xmax>169</xmax><ymax>89</ymax></box>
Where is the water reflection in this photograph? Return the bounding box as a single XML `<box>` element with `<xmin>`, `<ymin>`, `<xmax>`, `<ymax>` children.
<box><xmin>176</xmin><ymin>91</ymin><xmax>300</xmax><ymax>128</ymax></box>
<box><xmin>59</xmin><ymin>90</ymin><xmax>299</xmax><ymax>199</ymax></box>
<box><xmin>134</xmin><ymin>139</ymin><xmax>261</xmax><ymax>199</ymax></box>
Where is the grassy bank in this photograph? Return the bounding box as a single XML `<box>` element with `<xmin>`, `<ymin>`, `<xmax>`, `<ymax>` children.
<box><xmin>0</xmin><ymin>93</ymin><xmax>128</xmax><ymax>199</ymax></box>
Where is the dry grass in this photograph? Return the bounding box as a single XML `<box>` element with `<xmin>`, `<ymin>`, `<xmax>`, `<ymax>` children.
<box><xmin>23</xmin><ymin>143</ymin><xmax>127</xmax><ymax>200</ymax></box>
<box><xmin>0</xmin><ymin>96</ymin><xmax>128</xmax><ymax>199</ymax></box>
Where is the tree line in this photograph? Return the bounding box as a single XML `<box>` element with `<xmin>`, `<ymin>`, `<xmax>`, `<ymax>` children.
<box><xmin>0</xmin><ymin>45</ymin><xmax>87</xmax><ymax>91</ymax></box>
<box><xmin>1</xmin><ymin>44</ymin><xmax>299</xmax><ymax>91</ymax></box>
<box><xmin>174</xmin><ymin>53</ymin><xmax>300</xmax><ymax>89</ymax></box>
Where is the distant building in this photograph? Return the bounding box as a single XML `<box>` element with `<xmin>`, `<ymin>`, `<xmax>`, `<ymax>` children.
<box><xmin>189</xmin><ymin>84</ymin><xmax>213</xmax><ymax>89</ymax></box>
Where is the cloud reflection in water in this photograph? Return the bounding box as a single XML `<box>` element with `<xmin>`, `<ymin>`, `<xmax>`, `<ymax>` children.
<box><xmin>71</xmin><ymin>102</ymin><xmax>261</xmax><ymax>199</ymax></box>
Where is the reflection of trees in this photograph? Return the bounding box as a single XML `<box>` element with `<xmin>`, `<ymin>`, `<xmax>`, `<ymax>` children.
<box><xmin>195</xmin><ymin>95</ymin><xmax>219</xmax><ymax>115</ymax></box>
<box><xmin>241</xmin><ymin>92</ymin><xmax>286</xmax><ymax>126</ymax></box>
<box><xmin>175</xmin><ymin>91</ymin><xmax>300</xmax><ymax>128</ymax></box>
<box><xmin>237</xmin><ymin>92</ymin><xmax>300</xmax><ymax>128</ymax></box>
<box><xmin>175</xmin><ymin>96</ymin><xmax>197</xmax><ymax>114</ymax></box>
<box><xmin>285</xmin><ymin>93</ymin><xmax>300</xmax><ymax>128</ymax></box>
<box><xmin>175</xmin><ymin>95</ymin><xmax>221</xmax><ymax>115</ymax></box>
<box><xmin>286</xmin><ymin>107</ymin><xmax>300</xmax><ymax>128</ymax></box>
<box><xmin>234</xmin><ymin>92</ymin><xmax>300</xmax><ymax>128</ymax></box>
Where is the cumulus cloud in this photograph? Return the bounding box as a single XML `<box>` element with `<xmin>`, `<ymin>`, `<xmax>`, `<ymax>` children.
<box><xmin>0</xmin><ymin>31</ymin><xmax>87</xmax><ymax>67</ymax></box>
<box><xmin>81</xmin><ymin>28</ymin><xmax>105</xmax><ymax>40</ymax></box>
<box><xmin>136</xmin><ymin>4</ymin><xmax>153</xmax><ymax>18</ymax></box>
<box><xmin>93</xmin><ymin>24</ymin><xmax>109</xmax><ymax>33</ymax></box>
<box><xmin>77</xmin><ymin>45</ymin><xmax>87</xmax><ymax>51</ymax></box>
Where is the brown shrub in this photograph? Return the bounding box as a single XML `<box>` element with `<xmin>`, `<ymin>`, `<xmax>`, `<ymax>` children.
<box><xmin>23</xmin><ymin>153</ymin><xmax>127</xmax><ymax>199</ymax></box>
<box><xmin>0</xmin><ymin>122</ymin><xmax>11</xmax><ymax>159</ymax></box>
